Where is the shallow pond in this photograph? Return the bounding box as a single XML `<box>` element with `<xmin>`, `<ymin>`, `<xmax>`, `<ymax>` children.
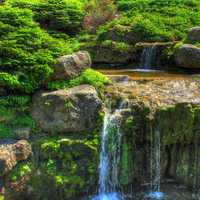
<box><xmin>98</xmin><ymin>68</ymin><xmax>200</xmax><ymax>81</ymax></box>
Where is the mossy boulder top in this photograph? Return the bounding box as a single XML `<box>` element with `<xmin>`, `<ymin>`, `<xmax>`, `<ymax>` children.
<box><xmin>31</xmin><ymin>84</ymin><xmax>102</xmax><ymax>134</ymax></box>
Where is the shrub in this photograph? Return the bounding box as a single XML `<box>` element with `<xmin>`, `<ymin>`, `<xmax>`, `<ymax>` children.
<box><xmin>0</xmin><ymin>95</ymin><xmax>35</xmax><ymax>139</ymax></box>
<box><xmin>47</xmin><ymin>68</ymin><xmax>111</xmax><ymax>90</ymax></box>
<box><xmin>95</xmin><ymin>0</ymin><xmax>200</xmax><ymax>43</ymax></box>
<box><xmin>8</xmin><ymin>0</ymin><xmax>85</xmax><ymax>34</ymax></box>
<box><xmin>0</xmin><ymin>5</ymin><xmax>77</xmax><ymax>93</ymax></box>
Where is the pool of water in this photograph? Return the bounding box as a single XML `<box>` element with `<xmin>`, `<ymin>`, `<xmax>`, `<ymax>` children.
<box><xmin>98</xmin><ymin>68</ymin><xmax>200</xmax><ymax>81</ymax></box>
<box><xmin>86</xmin><ymin>176</ymin><xmax>196</xmax><ymax>200</ymax></box>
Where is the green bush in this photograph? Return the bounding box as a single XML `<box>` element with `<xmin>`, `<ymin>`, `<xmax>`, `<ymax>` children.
<box><xmin>0</xmin><ymin>5</ymin><xmax>77</xmax><ymax>93</ymax></box>
<box><xmin>47</xmin><ymin>68</ymin><xmax>111</xmax><ymax>90</ymax></box>
<box><xmin>0</xmin><ymin>95</ymin><xmax>35</xmax><ymax>139</ymax></box>
<box><xmin>95</xmin><ymin>0</ymin><xmax>200</xmax><ymax>43</ymax></box>
<box><xmin>8</xmin><ymin>0</ymin><xmax>85</xmax><ymax>34</ymax></box>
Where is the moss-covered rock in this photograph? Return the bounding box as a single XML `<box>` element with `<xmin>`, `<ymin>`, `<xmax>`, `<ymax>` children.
<box><xmin>5</xmin><ymin>136</ymin><xmax>99</xmax><ymax>200</ymax></box>
<box><xmin>105</xmin><ymin>78</ymin><xmax>200</xmax><ymax>189</ymax></box>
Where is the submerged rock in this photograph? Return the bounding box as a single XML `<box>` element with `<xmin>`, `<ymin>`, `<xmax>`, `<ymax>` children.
<box><xmin>0</xmin><ymin>140</ymin><xmax>32</xmax><ymax>176</ymax></box>
<box><xmin>174</xmin><ymin>44</ymin><xmax>200</xmax><ymax>69</ymax></box>
<box><xmin>187</xmin><ymin>27</ymin><xmax>200</xmax><ymax>43</ymax></box>
<box><xmin>53</xmin><ymin>51</ymin><xmax>91</xmax><ymax>80</ymax></box>
<box><xmin>31</xmin><ymin>85</ymin><xmax>102</xmax><ymax>134</ymax></box>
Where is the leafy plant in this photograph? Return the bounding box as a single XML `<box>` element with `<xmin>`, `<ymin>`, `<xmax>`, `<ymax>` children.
<box><xmin>0</xmin><ymin>5</ymin><xmax>78</xmax><ymax>93</ymax></box>
<box><xmin>10</xmin><ymin>162</ymin><xmax>32</xmax><ymax>181</ymax></box>
<box><xmin>47</xmin><ymin>68</ymin><xmax>111</xmax><ymax>90</ymax></box>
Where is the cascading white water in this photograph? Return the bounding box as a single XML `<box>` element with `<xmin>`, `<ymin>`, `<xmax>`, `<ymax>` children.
<box><xmin>151</xmin><ymin>130</ymin><xmax>161</xmax><ymax>192</ymax></box>
<box><xmin>140</xmin><ymin>45</ymin><xmax>158</xmax><ymax>69</ymax></box>
<box><xmin>92</xmin><ymin>102</ymin><xmax>128</xmax><ymax>200</ymax></box>
<box><xmin>146</xmin><ymin>129</ymin><xmax>164</xmax><ymax>199</ymax></box>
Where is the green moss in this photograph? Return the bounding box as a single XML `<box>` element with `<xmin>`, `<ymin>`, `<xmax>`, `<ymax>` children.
<box><xmin>101</xmin><ymin>40</ymin><xmax>132</xmax><ymax>52</ymax></box>
<box><xmin>28</xmin><ymin>136</ymin><xmax>99</xmax><ymax>200</ymax></box>
<box><xmin>0</xmin><ymin>95</ymin><xmax>36</xmax><ymax>139</ymax></box>
<box><xmin>156</xmin><ymin>104</ymin><xmax>198</xmax><ymax>145</ymax></box>
<box><xmin>9</xmin><ymin>162</ymin><xmax>32</xmax><ymax>181</ymax></box>
<box><xmin>47</xmin><ymin>68</ymin><xmax>111</xmax><ymax>90</ymax></box>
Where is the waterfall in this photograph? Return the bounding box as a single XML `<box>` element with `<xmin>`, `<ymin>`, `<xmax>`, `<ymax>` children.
<box><xmin>92</xmin><ymin>102</ymin><xmax>127</xmax><ymax>200</ymax></box>
<box><xmin>140</xmin><ymin>45</ymin><xmax>159</xmax><ymax>69</ymax></box>
<box><xmin>146</xmin><ymin>129</ymin><xmax>164</xmax><ymax>199</ymax></box>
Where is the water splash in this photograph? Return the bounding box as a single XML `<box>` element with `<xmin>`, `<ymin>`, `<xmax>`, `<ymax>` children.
<box><xmin>140</xmin><ymin>45</ymin><xmax>159</xmax><ymax>69</ymax></box>
<box><xmin>92</xmin><ymin>101</ymin><xmax>127</xmax><ymax>200</ymax></box>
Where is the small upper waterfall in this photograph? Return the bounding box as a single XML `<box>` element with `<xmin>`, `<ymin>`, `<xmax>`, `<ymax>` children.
<box><xmin>140</xmin><ymin>45</ymin><xmax>159</xmax><ymax>69</ymax></box>
<box><xmin>92</xmin><ymin>101</ymin><xmax>128</xmax><ymax>200</ymax></box>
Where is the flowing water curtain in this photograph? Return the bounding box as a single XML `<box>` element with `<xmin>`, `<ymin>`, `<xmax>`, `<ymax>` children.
<box><xmin>149</xmin><ymin>124</ymin><xmax>163</xmax><ymax>195</ymax></box>
<box><xmin>140</xmin><ymin>45</ymin><xmax>159</xmax><ymax>69</ymax></box>
<box><xmin>94</xmin><ymin>100</ymin><xmax>128</xmax><ymax>200</ymax></box>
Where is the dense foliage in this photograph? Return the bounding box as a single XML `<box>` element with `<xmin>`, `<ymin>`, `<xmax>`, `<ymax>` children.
<box><xmin>0</xmin><ymin>5</ymin><xmax>80</xmax><ymax>93</ymax></box>
<box><xmin>48</xmin><ymin>68</ymin><xmax>111</xmax><ymax>90</ymax></box>
<box><xmin>95</xmin><ymin>0</ymin><xmax>200</xmax><ymax>43</ymax></box>
<box><xmin>8</xmin><ymin>0</ymin><xmax>85</xmax><ymax>34</ymax></box>
<box><xmin>0</xmin><ymin>95</ymin><xmax>35</xmax><ymax>139</ymax></box>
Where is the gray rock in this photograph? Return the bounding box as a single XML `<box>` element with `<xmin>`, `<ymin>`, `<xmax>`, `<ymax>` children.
<box><xmin>0</xmin><ymin>140</ymin><xmax>32</xmax><ymax>176</ymax></box>
<box><xmin>187</xmin><ymin>27</ymin><xmax>200</xmax><ymax>42</ymax></box>
<box><xmin>175</xmin><ymin>44</ymin><xmax>200</xmax><ymax>69</ymax></box>
<box><xmin>31</xmin><ymin>85</ymin><xmax>102</xmax><ymax>134</ymax></box>
<box><xmin>53</xmin><ymin>51</ymin><xmax>91</xmax><ymax>80</ymax></box>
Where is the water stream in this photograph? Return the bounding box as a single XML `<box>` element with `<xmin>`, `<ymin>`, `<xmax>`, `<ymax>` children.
<box><xmin>140</xmin><ymin>45</ymin><xmax>159</xmax><ymax>69</ymax></box>
<box><xmin>146</xmin><ymin>129</ymin><xmax>164</xmax><ymax>199</ymax></box>
<box><xmin>92</xmin><ymin>102</ymin><xmax>127</xmax><ymax>200</ymax></box>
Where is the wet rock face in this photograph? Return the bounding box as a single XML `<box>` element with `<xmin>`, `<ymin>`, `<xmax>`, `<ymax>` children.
<box><xmin>31</xmin><ymin>85</ymin><xmax>102</xmax><ymax>134</ymax></box>
<box><xmin>53</xmin><ymin>51</ymin><xmax>91</xmax><ymax>80</ymax></box>
<box><xmin>105</xmin><ymin>79</ymin><xmax>200</xmax><ymax>189</ymax></box>
<box><xmin>0</xmin><ymin>140</ymin><xmax>32</xmax><ymax>176</ymax></box>
<box><xmin>188</xmin><ymin>27</ymin><xmax>200</xmax><ymax>43</ymax></box>
<box><xmin>175</xmin><ymin>44</ymin><xmax>200</xmax><ymax>69</ymax></box>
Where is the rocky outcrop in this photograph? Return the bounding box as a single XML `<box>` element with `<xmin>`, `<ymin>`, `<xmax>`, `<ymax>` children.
<box><xmin>187</xmin><ymin>27</ymin><xmax>200</xmax><ymax>43</ymax></box>
<box><xmin>105</xmin><ymin>78</ymin><xmax>200</xmax><ymax>188</ymax></box>
<box><xmin>87</xmin><ymin>43</ymin><xmax>136</xmax><ymax>65</ymax></box>
<box><xmin>0</xmin><ymin>140</ymin><xmax>32</xmax><ymax>176</ymax></box>
<box><xmin>31</xmin><ymin>85</ymin><xmax>102</xmax><ymax>134</ymax></box>
<box><xmin>53</xmin><ymin>51</ymin><xmax>91</xmax><ymax>80</ymax></box>
<box><xmin>175</xmin><ymin>44</ymin><xmax>200</xmax><ymax>69</ymax></box>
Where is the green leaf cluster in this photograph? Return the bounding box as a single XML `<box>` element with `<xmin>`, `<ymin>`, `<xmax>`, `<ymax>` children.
<box><xmin>0</xmin><ymin>5</ymin><xmax>79</xmax><ymax>93</ymax></box>
<box><xmin>47</xmin><ymin>68</ymin><xmax>111</xmax><ymax>90</ymax></box>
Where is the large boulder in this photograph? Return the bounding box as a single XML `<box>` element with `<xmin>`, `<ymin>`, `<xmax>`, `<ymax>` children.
<box><xmin>31</xmin><ymin>85</ymin><xmax>102</xmax><ymax>134</ymax></box>
<box><xmin>53</xmin><ymin>51</ymin><xmax>91</xmax><ymax>80</ymax></box>
<box><xmin>0</xmin><ymin>140</ymin><xmax>32</xmax><ymax>176</ymax></box>
<box><xmin>174</xmin><ymin>44</ymin><xmax>200</xmax><ymax>69</ymax></box>
<box><xmin>187</xmin><ymin>27</ymin><xmax>200</xmax><ymax>43</ymax></box>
